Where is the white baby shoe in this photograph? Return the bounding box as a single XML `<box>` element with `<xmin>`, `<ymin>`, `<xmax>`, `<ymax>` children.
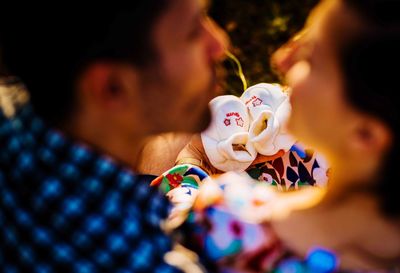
<box><xmin>241</xmin><ymin>83</ymin><xmax>296</xmax><ymax>156</ymax></box>
<box><xmin>201</xmin><ymin>95</ymin><xmax>257</xmax><ymax>172</ymax></box>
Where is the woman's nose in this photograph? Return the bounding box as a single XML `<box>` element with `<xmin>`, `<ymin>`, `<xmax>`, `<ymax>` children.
<box><xmin>272</xmin><ymin>40</ymin><xmax>300</xmax><ymax>77</ymax></box>
<box><xmin>271</xmin><ymin>30</ymin><xmax>308</xmax><ymax>77</ymax></box>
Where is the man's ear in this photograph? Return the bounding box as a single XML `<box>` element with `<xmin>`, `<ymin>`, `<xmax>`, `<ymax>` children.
<box><xmin>78</xmin><ymin>62</ymin><xmax>140</xmax><ymax>110</ymax></box>
<box><xmin>349</xmin><ymin>116</ymin><xmax>392</xmax><ymax>156</ymax></box>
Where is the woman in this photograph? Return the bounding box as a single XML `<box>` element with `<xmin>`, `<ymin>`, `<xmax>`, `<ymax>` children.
<box><xmin>266</xmin><ymin>0</ymin><xmax>400</xmax><ymax>270</ymax></box>
<box><xmin>157</xmin><ymin>0</ymin><xmax>400</xmax><ymax>272</ymax></box>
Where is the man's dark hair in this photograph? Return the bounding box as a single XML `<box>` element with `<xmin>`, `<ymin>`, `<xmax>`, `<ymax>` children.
<box><xmin>0</xmin><ymin>2</ymin><xmax>169</xmax><ymax>125</ymax></box>
<box><xmin>340</xmin><ymin>0</ymin><xmax>400</xmax><ymax>217</ymax></box>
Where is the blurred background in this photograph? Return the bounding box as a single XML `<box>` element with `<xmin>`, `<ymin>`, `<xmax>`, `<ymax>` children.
<box><xmin>210</xmin><ymin>0</ymin><xmax>318</xmax><ymax>96</ymax></box>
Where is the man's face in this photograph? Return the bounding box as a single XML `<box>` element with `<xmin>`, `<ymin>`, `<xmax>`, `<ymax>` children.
<box><xmin>137</xmin><ymin>0</ymin><xmax>227</xmax><ymax>134</ymax></box>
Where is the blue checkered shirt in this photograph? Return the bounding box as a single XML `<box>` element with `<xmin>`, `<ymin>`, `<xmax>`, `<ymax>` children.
<box><xmin>0</xmin><ymin>94</ymin><xmax>183</xmax><ymax>273</ymax></box>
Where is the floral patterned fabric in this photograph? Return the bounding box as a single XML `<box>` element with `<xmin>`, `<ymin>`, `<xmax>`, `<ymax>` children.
<box><xmin>151</xmin><ymin>151</ymin><xmax>400</xmax><ymax>273</ymax></box>
<box><xmin>247</xmin><ymin>143</ymin><xmax>329</xmax><ymax>191</ymax></box>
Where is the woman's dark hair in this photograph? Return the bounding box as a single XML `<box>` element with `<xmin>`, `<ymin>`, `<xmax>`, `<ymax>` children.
<box><xmin>0</xmin><ymin>2</ymin><xmax>169</xmax><ymax>125</ymax></box>
<box><xmin>341</xmin><ymin>0</ymin><xmax>400</xmax><ymax>217</ymax></box>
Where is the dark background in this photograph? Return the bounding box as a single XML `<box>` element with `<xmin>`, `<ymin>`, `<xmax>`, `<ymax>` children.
<box><xmin>210</xmin><ymin>0</ymin><xmax>319</xmax><ymax>95</ymax></box>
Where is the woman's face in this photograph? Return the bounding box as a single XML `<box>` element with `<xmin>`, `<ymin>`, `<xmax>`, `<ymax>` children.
<box><xmin>274</xmin><ymin>0</ymin><xmax>363</xmax><ymax>159</ymax></box>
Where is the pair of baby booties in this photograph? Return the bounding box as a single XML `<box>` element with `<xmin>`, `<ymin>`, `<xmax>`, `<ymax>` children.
<box><xmin>201</xmin><ymin>83</ymin><xmax>296</xmax><ymax>172</ymax></box>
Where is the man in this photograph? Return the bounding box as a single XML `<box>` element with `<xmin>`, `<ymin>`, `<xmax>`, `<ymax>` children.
<box><xmin>0</xmin><ymin>1</ymin><xmax>226</xmax><ymax>272</ymax></box>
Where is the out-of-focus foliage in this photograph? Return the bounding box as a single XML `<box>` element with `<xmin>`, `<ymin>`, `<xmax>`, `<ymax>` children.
<box><xmin>210</xmin><ymin>0</ymin><xmax>319</xmax><ymax>96</ymax></box>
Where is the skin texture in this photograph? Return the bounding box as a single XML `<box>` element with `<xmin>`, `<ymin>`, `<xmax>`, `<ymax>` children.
<box><xmin>137</xmin><ymin>133</ymin><xmax>193</xmax><ymax>176</ymax></box>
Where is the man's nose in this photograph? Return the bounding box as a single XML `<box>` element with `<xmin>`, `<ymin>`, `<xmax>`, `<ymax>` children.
<box><xmin>205</xmin><ymin>18</ymin><xmax>230</xmax><ymax>62</ymax></box>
